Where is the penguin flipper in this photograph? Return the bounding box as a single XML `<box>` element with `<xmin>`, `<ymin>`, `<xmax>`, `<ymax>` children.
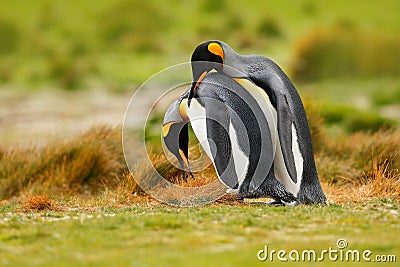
<box><xmin>275</xmin><ymin>93</ymin><xmax>297</xmax><ymax>184</ymax></box>
<box><xmin>204</xmin><ymin>99</ymin><xmax>239</xmax><ymax>189</ymax></box>
<box><xmin>249</xmin><ymin>70</ymin><xmax>298</xmax><ymax>184</ymax></box>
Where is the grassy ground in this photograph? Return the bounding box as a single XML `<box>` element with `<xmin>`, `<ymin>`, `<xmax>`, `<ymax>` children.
<box><xmin>0</xmin><ymin>124</ymin><xmax>399</xmax><ymax>266</ymax></box>
<box><xmin>1</xmin><ymin>200</ymin><xmax>399</xmax><ymax>267</ymax></box>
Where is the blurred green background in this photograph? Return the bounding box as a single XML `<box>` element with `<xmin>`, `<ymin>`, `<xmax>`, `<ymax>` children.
<box><xmin>0</xmin><ymin>0</ymin><xmax>399</xmax><ymax>139</ymax></box>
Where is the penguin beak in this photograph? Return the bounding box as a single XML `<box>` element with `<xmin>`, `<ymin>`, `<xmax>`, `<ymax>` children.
<box><xmin>188</xmin><ymin>71</ymin><xmax>208</xmax><ymax>107</ymax></box>
<box><xmin>162</xmin><ymin>121</ymin><xmax>194</xmax><ymax>181</ymax></box>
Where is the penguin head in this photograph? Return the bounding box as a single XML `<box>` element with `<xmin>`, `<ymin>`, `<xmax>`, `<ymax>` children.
<box><xmin>188</xmin><ymin>40</ymin><xmax>247</xmax><ymax>106</ymax></box>
<box><xmin>191</xmin><ymin>41</ymin><xmax>224</xmax><ymax>81</ymax></box>
<box><xmin>162</xmin><ymin>97</ymin><xmax>192</xmax><ymax>180</ymax></box>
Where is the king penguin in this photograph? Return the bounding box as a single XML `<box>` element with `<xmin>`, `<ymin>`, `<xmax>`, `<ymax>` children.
<box><xmin>183</xmin><ymin>40</ymin><xmax>326</xmax><ymax>205</ymax></box>
<box><xmin>162</xmin><ymin>91</ymin><xmax>194</xmax><ymax>181</ymax></box>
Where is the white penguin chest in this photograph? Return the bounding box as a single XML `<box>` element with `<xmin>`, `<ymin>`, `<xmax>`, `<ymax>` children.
<box><xmin>187</xmin><ymin>99</ymin><xmax>213</xmax><ymax>160</ymax></box>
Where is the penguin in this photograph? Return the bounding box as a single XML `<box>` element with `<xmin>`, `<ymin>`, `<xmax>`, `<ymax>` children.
<box><xmin>184</xmin><ymin>40</ymin><xmax>326</xmax><ymax>205</ymax></box>
<box><xmin>186</xmin><ymin>71</ymin><xmax>298</xmax><ymax>204</ymax></box>
<box><xmin>162</xmin><ymin>91</ymin><xmax>193</xmax><ymax>181</ymax></box>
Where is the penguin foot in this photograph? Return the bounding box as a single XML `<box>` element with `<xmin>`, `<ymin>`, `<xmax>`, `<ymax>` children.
<box><xmin>238</xmin><ymin>188</ymin><xmax>299</xmax><ymax>206</ymax></box>
<box><xmin>238</xmin><ymin>187</ymin><xmax>297</xmax><ymax>204</ymax></box>
<box><xmin>236</xmin><ymin>190</ymin><xmax>262</xmax><ymax>199</ymax></box>
<box><xmin>266</xmin><ymin>200</ymin><xmax>284</xmax><ymax>206</ymax></box>
<box><xmin>244</xmin><ymin>200</ymin><xmax>284</xmax><ymax>206</ymax></box>
<box><xmin>241</xmin><ymin>199</ymin><xmax>293</xmax><ymax>207</ymax></box>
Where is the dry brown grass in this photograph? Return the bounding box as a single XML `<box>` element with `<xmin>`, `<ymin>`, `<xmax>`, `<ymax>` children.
<box><xmin>301</xmin><ymin>99</ymin><xmax>400</xmax><ymax>203</ymax></box>
<box><xmin>128</xmin><ymin>148</ymin><xmax>218</xmax><ymax>190</ymax></box>
<box><xmin>315</xmin><ymin>128</ymin><xmax>400</xmax><ymax>204</ymax></box>
<box><xmin>19</xmin><ymin>194</ymin><xmax>62</xmax><ymax>212</ymax></box>
<box><xmin>324</xmin><ymin>157</ymin><xmax>400</xmax><ymax>204</ymax></box>
<box><xmin>0</xmin><ymin>126</ymin><xmax>126</xmax><ymax>199</ymax></box>
<box><xmin>1</xmin><ymin>123</ymin><xmax>399</xmax><ymax>206</ymax></box>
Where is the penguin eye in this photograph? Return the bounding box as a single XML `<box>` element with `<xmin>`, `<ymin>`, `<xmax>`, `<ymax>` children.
<box><xmin>207</xmin><ymin>43</ymin><xmax>224</xmax><ymax>63</ymax></box>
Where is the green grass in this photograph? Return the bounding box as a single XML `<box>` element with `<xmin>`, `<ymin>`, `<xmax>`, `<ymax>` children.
<box><xmin>2</xmin><ymin>0</ymin><xmax>399</xmax><ymax>132</ymax></box>
<box><xmin>301</xmin><ymin>78</ymin><xmax>400</xmax><ymax>108</ymax></box>
<box><xmin>299</xmin><ymin>78</ymin><xmax>400</xmax><ymax>133</ymax></box>
<box><xmin>1</xmin><ymin>0</ymin><xmax>400</xmax><ymax>89</ymax></box>
<box><xmin>0</xmin><ymin>201</ymin><xmax>399</xmax><ymax>267</ymax></box>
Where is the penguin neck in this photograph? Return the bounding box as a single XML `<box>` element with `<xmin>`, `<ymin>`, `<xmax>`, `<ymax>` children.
<box><xmin>222</xmin><ymin>54</ymin><xmax>247</xmax><ymax>79</ymax></box>
<box><xmin>241</xmin><ymin>56</ymin><xmax>283</xmax><ymax>110</ymax></box>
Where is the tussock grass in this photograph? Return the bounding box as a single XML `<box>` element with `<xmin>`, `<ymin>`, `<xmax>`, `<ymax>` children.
<box><xmin>0</xmin><ymin>126</ymin><xmax>126</xmax><ymax>200</ymax></box>
<box><xmin>314</xmin><ymin>128</ymin><xmax>400</xmax><ymax>203</ymax></box>
<box><xmin>1</xmin><ymin>123</ymin><xmax>399</xmax><ymax>206</ymax></box>
<box><xmin>306</xmin><ymin>96</ymin><xmax>400</xmax><ymax>203</ymax></box>
<box><xmin>323</xmin><ymin>158</ymin><xmax>400</xmax><ymax>204</ymax></box>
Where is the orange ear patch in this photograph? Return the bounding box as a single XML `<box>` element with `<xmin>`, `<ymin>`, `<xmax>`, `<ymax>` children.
<box><xmin>207</xmin><ymin>42</ymin><xmax>224</xmax><ymax>62</ymax></box>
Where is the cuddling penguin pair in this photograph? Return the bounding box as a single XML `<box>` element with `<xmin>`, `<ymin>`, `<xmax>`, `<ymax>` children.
<box><xmin>163</xmin><ymin>41</ymin><xmax>326</xmax><ymax>205</ymax></box>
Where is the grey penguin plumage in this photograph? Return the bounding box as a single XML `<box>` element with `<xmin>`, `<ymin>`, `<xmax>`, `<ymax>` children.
<box><xmin>185</xmin><ymin>40</ymin><xmax>326</xmax><ymax>205</ymax></box>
